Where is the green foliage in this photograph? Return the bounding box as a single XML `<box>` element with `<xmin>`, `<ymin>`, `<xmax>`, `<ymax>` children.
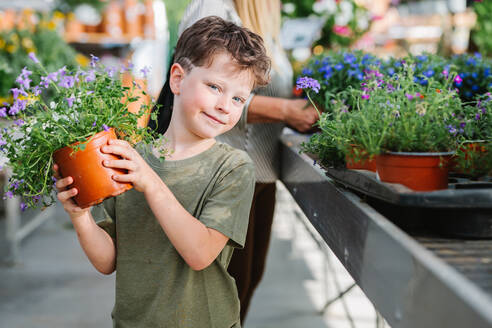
<box><xmin>0</xmin><ymin>56</ymin><xmax>159</xmax><ymax>210</ymax></box>
<box><xmin>472</xmin><ymin>0</ymin><xmax>492</xmax><ymax>57</ymax></box>
<box><xmin>0</xmin><ymin>16</ymin><xmax>78</xmax><ymax>100</ymax></box>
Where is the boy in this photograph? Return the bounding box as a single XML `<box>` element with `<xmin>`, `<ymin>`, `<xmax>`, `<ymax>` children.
<box><xmin>55</xmin><ymin>16</ymin><xmax>271</xmax><ymax>327</ymax></box>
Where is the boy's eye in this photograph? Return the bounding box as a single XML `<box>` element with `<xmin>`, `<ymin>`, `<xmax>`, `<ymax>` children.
<box><xmin>208</xmin><ymin>84</ymin><xmax>219</xmax><ymax>91</ymax></box>
<box><xmin>233</xmin><ymin>96</ymin><xmax>245</xmax><ymax>104</ymax></box>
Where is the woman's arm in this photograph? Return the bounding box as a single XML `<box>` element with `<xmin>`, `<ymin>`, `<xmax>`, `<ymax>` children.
<box><xmin>247</xmin><ymin>95</ymin><xmax>319</xmax><ymax>132</ymax></box>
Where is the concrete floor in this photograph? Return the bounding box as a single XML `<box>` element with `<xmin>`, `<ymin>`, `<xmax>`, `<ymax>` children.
<box><xmin>0</xmin><ymin>182</ymin><xmax>383</xmax><ymax>328</ymax></box>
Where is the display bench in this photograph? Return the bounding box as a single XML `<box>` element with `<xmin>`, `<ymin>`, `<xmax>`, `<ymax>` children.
<box><xmin>0</xmin><ymin>168</ymin><xmax>55</xmax><ymax>264</ymax></box>
<box><xmin>279</xmin><ymin>133</ymin><xmax>492</xmax><ymax>328</ymax></box>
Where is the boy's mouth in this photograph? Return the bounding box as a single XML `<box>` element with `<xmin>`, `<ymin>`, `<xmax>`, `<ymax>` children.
<box><xmin>202</xmin><ymin>112</ymin><xmax>226</xmax><ymax>125</ymax></box>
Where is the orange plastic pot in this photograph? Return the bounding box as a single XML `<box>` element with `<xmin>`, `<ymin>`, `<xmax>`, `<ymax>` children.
<box><xmin>53</xmin><ymin>128</ymin><xmax>132</xmax><ymax>208</ymax></box>
<box><xmin>376</xmin><ymin>152</ymin><xmax>453</xmax><ymax>191</ymax></box>
<box><xmin>345</xmin><ymin>145</ymin><xmax>377</xmax><ymax>172</ymax></box>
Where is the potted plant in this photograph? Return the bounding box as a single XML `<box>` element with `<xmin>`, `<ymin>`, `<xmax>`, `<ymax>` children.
<box><xmin>451</xmin><ymin>93</ymin><xmax>492</xmax><ymax>178</ymax></box>
<box><xmin>0</xmin><ymin>53</ymin><xmax>160</xmax><ymax>210</ymax></box>
<box><xmin>357</xmin><ymin>63</ymin><xmax>462</xmax><ymax>191</ymax></box>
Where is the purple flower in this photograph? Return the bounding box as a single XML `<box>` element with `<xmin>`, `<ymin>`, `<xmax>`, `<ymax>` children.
<box><xmin>0</xmin><ymin>138</ymin><xmax>6</xmax><ymax>147</ymax></box>
<box><xmin>0</xmin><ymin>107</ymin><xmax>6</xmax><ymax>117</ymax></box>
<box><xmin>14</xmin><ymin>119</ymin><xmax>24</xmax><ymax>126</ymax></box>
<box><xmin>11</xmin><ymin>88</ymin><xmax>27</xmax><ymax>99</ymax></box>
<box><xmin>28</xmin><ymin>52</ymin><xmax>40</xmax><ymax>64</ymax></box>
<box><xmin>32</xmin><ymin>86</ymin><xmax>41</xmax><ymax>96</ymax></box>
<box><xmin>85</xmin><ymin>70</ymin><xmax>96</xmax><ymax>83</ymax></box>
<box><xmin>59</xmin><ymin>76</ymin><xmax>75</xmax><ymax>89</ymax></box>
<box><xmin>460</xmin><ymin>122</ymin><xmax>466</xmax><ymax>128</ymax></box>
<box><xmin>47</xmin><ymin>72</ymin><xmax>58</xmax><ymax>82</ymax></box>
<box><xmin>475</xmin><ymin>113</ymin><xmax>481</xmax><ymax>120</ymax></box>
<box><xmin>66</xmin><ymin>97</ymin><xmax>75</xmax><ymax>108</ymax></box>
<box><xmin>90</xmin><ymin>54</ymin><xmax>100</xmax><ymax>68</ymax></box>
<box><xmin>442</xmin><ymin>70</ymin><xmax>449</xmax><ymax>78</ymax></box>
<box><xmin>405</xmin><ymin>93</ymin><xmax>413</xmax><ymax>100</ymax></box>
<box><xmin>92</xmin><ymin>120</ymin><xmax>97</xmax><ymax>127</ymax></box>
<box><xmin>3</xmin><ymin>191</ymin><xmax>13</xmax><ymax>199</ymax></box>
<box><xmin>40</xmin><ymin>76</ymin><xmax>50</xmax><ymax>88</ymax></box>
<box><xmin>447</xmin><ymin>125</ymin><xmax>457</xmax><ymax>136</ymax></box>
<box><xmin>86</xmin><ymin>91</ymin><xmax>94</xmax><ymax>96</ymax></box>
<box><xmin>106</xmin><ymin>67</ymin><xmax>117</xmax><ymax>78</ymax></box>
<box><xmin>102</xmin><ymin>124</ymin><xmax>110</xmax><ymax>131</ymax></box>
<box><xmin>20</xmin><ymin>202</ymin><xmax>27</xmax><ymax>211</ymax></box>
<box><xmin>9</xmin><ymin>100</ymin><xmax>27</xmax><ymax>115</ymax></box>
<box><xmin>140</xmin><ymin>66</ymin><xmax>151</xmax><ymax>78</ymax></box>
<box><xmin>57</xmin><ymin>66</ymin><xmax>67</xmax><ymax>78</ymax></box>
<box><xmin>296</xmin><ymin>76</ymin><xmax>321</xmax><ymax>94</ymax></box>
<box><xmin>361</xmin><ymin>93</ymin><xmax>370</xmax><ymax>100</ymax></box>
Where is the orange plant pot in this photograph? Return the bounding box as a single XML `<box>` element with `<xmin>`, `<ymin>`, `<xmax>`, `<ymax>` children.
<box><xmin>376</xmin><ymin>152</ymin><xmax>452</xmax><ymax>191</ymax></box>
<box><xmin>53</xmin><ymin>129</ymin><xmax>133</xmax><ymax>208</ymax></box>
<box><xmin>345</xmin><ymin>145</ymin><xmax>377</xmax><ymax>172</ymax></box>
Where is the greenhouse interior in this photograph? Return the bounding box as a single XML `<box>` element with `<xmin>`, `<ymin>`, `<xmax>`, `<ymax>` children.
<box><xmin>1</xmin><ymin>0</ymin><xmax>491</xmax><ymax>327</ymax></box>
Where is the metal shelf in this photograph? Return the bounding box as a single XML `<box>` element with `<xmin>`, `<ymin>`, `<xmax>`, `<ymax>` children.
<box><xmin>279</xmin><ymin>134</ymin><xmax>492</xmax><ymax>328</ymax></box>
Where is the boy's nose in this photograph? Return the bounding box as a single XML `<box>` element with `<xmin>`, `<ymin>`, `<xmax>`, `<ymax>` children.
<box><xmin>215</xmin><ymin>96</ymin><xmax>231</xmax><ymax>114</ymax></box>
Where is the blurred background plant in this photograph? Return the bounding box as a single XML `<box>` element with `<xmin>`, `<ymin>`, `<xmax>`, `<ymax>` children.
<box><xmin>281</xmin><ymin>0</ymin><xmax>372</xmax><ymax>49</ymax></box>
<box><xmin>471</xmin><ymin>0</ymin><xmax>492</xmax><ymax>58</ymax></box>
<box><xmin>0</xmin><ymin>12</ymin><xmax>79</xmax><ymax>102</ymax></box>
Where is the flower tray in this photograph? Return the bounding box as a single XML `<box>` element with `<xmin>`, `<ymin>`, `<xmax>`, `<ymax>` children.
<box><xmin>321</xmin><ymin>165</ymin><xmax>492</xmax><ymax>239</ymax></box>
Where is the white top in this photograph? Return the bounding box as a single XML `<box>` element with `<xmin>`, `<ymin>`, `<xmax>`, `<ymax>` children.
<box><xmin>178</xmin><ymin>0</ymin><xmax>294</xmax><ymax>183</ymax></box>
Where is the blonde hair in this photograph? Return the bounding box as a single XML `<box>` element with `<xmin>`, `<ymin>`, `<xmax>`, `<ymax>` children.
<box><xmin>233</xmin><ymin>0</ymin><xmax>281</xmax><ymax>65</ymax></box>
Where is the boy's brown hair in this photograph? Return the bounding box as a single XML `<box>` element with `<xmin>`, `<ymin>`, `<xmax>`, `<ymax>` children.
<box><xmin>174</xmin><ymin>16</ymin><xmax>271</xmax><ymax>88</ymax></box>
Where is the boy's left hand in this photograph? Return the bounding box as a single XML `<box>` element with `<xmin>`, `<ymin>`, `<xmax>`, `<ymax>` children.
<box><xmin>101</xmin><ymin>139</ymin><xmax>159</xmax><ymax>193</ymax></box>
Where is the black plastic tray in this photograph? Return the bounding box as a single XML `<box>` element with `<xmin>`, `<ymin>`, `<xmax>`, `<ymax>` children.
<box><xmin>320</xmin><ymin>166</ymin><xmax>492</xmax><ymax>239</ymax></box>
<box><xmin>322</xmin><ymin>167</ymin><xmax>492</xmax><ymax>208</ymax></box>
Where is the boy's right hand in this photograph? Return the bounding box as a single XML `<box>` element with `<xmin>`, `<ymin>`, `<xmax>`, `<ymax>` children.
<box><xmin>54</xmin><ymin>164</ymin><xmax>91</xmax><ymax>220</ymax></box>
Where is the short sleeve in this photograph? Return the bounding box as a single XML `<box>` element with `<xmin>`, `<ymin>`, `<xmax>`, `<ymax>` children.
<box><xmin>199</xmin><ymin>161</ymin><xmax>255</xmax><ymax>249</ymax></box>
<box><xmin>91</xmin><ymin>197</ymin><xmax>117</xmax><ymax>243</ymax></box>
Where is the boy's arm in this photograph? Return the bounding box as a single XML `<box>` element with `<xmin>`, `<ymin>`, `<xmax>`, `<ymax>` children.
<box><xmin>55</xmin><ymin>166</ymin><xmax>116</xmax><ymax>275</ymax></box>
<box><xmin>70</xmin><ymin>211</ymin><xmax>117</xmax><ymax>275</ymax></box>
<box><xmin>144</xmin><ymin>180</ymin><xmax>229</xmax><ymax>271</ymax></box>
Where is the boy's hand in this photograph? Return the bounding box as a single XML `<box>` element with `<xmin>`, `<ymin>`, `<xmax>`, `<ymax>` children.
<box><xmin>101</xmin><ymin>139</ymin><xmax>159</xmax><ymax>194</ymax></box>
<box><xmin>53</xmin><ymin>164</ymin><xmax>91</xmax><ymax>220</ymax></box>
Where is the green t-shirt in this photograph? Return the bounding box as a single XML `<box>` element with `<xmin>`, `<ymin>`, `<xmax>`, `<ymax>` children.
<box><xmin>92</xmin><ymin>142</ymin><xmax>255</xmax><ymax>328</ymax></box>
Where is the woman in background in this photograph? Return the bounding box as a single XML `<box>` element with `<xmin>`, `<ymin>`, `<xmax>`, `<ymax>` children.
<box><xmin>151</xmin><ymin>0</ymin><xmax>319</xmax><ymax>322</ymax></box>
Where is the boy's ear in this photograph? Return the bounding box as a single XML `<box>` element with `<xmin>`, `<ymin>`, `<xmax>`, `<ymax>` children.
<box><xmin>169</xmin><ymin>63</ymin><xmax>186</xmax><ymax>95</ymax></box>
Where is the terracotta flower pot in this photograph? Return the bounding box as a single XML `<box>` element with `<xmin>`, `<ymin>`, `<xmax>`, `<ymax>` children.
<box><xmin>376</xmin><ymin>152</ymin><xmax>453</xmax><ymax>191</ymax></box>
<box><xmin>345</xmin><ymin>145</ymin><xmax>377</xmax><ymax>172</ymax></box>
<box><xmin>53</xmin><ymin>128</ymin><xmax>133</xmax><ymax>208</ymax></box>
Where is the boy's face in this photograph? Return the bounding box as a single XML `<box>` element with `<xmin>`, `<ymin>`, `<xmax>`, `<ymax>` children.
<box><xmin>170</xmin><ymin>52</ymin><xmax>254</xmax><ymax>140</ymax></box>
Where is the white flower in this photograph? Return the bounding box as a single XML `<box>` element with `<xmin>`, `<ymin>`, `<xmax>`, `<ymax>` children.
<box><xmin>283</xmin><ymin>3</ymin><xmax>296</xmax><ymax>14</ymax></box>
<box><xmin>50</xmin><ymin>101</ymin><xmax>56</xmax><ymax>109</ymax></box>
<box><xmin>313</xmin><ymin>0</ymin><xmax>336</xmax><ymax>14</ymax></box>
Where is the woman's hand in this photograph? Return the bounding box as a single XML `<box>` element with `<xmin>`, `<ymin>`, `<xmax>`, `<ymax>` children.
<box><xmin>283</xmin><ymin>99</ymin><xmax>319</xmax><ymax>132</ymax></box>
<box><xmin>54</xmin><ymin>164</ymin><xmax>91</xmax><ymax>219</ymax></box>
<box><xmin>101</xmin><ymin>139</ymin><xmax>159</xmax><ymax>194</ymax></box>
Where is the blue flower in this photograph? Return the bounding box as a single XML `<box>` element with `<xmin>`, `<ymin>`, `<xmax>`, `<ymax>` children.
<box><xmin>90</xmin><ymin>54</ymin><xmax>100</xmax><ymax>68</ymax></box>
<box><xmin>423</xmin><ymin>69</ymin><xmax>434</xmax><ymax>78</ymax></box>
<box><xmin>302</xmin><ymin>68</ymin><xmax>313</xmax><ymax>76</ymax></box>
<box><xmin>472</xmin><ymin>85</ymin><xmax>479</xmax><ymax>91</ymax></box>
<box><xmin>102</xmin><ymin>124</ymin><xmax>110</xmax><ymax>132</ymax></box>
<box><xmin>387</xmin><ymin>67</ymin><xmax>395</xmax><ymax>76</ymax></box>
<box><xmin>334</xmin><ymin>63</ymin><xmax>344</xmax><ymax>71</ymax></box>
